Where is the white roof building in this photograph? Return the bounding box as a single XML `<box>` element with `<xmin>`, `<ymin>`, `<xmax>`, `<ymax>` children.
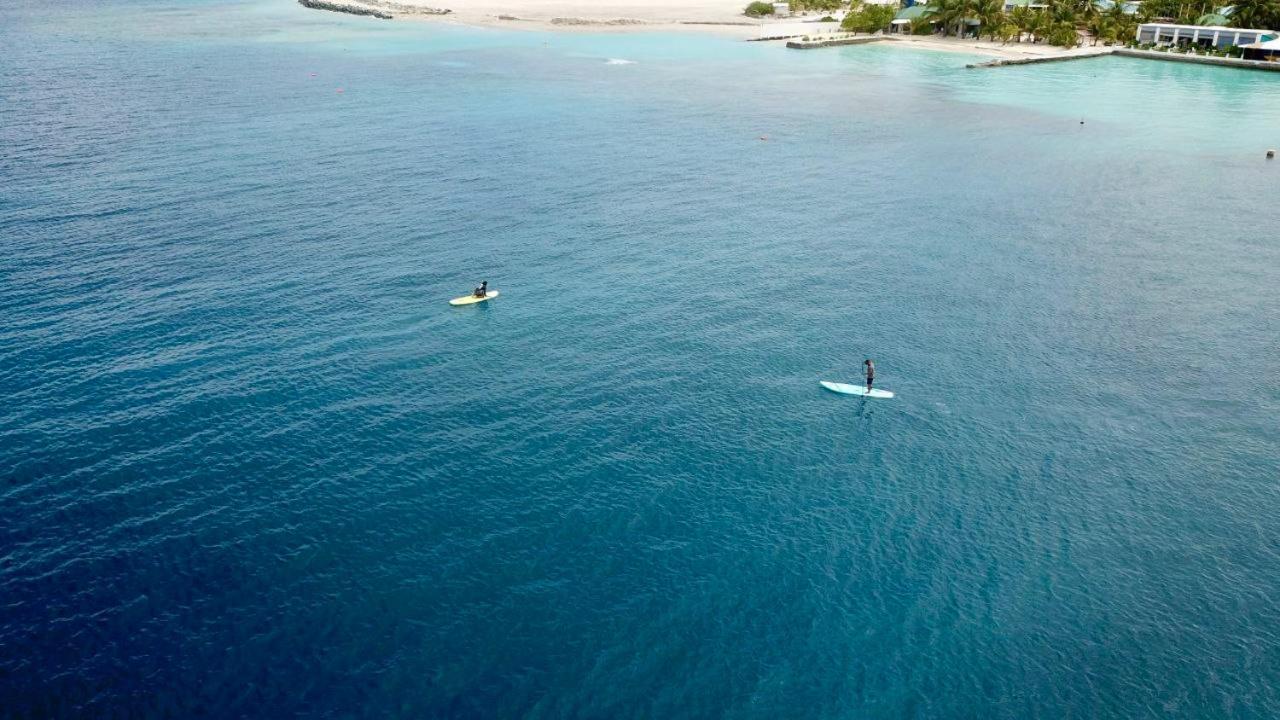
<box><xmin>1136</xmin><ymin>22</ymin><xmax>1278</xmax><ymax>48</ymax></box>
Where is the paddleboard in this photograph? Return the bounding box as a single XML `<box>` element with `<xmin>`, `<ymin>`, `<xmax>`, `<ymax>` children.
<box><xmin>820</xmin><ymin>380</ymin><xmax>894</xmax><ymax>399</ymax></box>
<box><xmin>449</xmin><ymin>290</ymin><xmax>499</xmax><ymax>306</ymax></box>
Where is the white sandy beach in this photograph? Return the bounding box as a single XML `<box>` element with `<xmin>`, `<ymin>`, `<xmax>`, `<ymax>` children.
<box><xmin>351</xmin><ymin>0</ymin><xmax>760</xmax><ymax>32</ymax></box>
<box><xmin>875</xmin><ymin>35</ymin><xmax>1114</xmax><ymax>59</ymax></box>
<box><xmin>308</xmin><ymin>0</ymin><xmax>1108</xmax><ymax>58</ymax></box>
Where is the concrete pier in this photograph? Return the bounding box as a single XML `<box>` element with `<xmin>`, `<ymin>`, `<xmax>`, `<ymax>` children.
<box><xmin>1112</xmin><ymin>48</ymin><xmax>1280</xmax><ymax>72</ymax></box>
<box><xmin>966</xmin><ymin>49</ymin><xmax>1113</xmax><ymax>68</ymax></box>
<box><xmin>786</xmin><ymin>35</ymin><xmax>883</xmax><ymax>49</ymax></box>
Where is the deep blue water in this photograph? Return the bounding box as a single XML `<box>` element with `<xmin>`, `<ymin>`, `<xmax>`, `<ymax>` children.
<box><xmin>3</xmin><ymin>1</ymin><xmax>1280</xmax><ymax>717</ymax></box>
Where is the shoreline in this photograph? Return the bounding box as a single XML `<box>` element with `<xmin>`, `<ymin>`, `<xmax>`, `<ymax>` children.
<box><xmin>295</xmin><ymin>0</ymin><xmax>767</xmax><ymax>36</ymax></box>
<box><xmin>291</xmin><ymin>0</ymin><xmax>1132</xmax><ymax>62</ymax></box>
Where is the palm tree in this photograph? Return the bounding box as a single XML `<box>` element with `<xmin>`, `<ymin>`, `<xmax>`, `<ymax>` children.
<box><xmin>1010</xmin><ymin>4</ymin><xmax>1033</xmax><ymax>40</ymax></box>
<box><xmin>1086</xmin><ymin>14</ymin><xmax>1116</xmax><ymax>44</ymax></box>
<box><xmin>1231</xmin><ymin>0</ymin><xmax>1280</xmax><ymax>29</ymax></box>
<box><xmin>1049</xmin><ymin>0</ymin><xmax>1079</xmax><ymax>25</ymax></box>
<box><xmin>1084</xmin><ymin>12</ymin><xmax>1112</xmax><ymax>43</ymax></box>
<box><xmin>1103</xmin><ymin>0</ymin><xmax>1128</xmax><ymax>25</ymax></box>
<box><xmin>997</xmin><ymin>19</ymin><xmax>1021</xmax><ymax>42</ymax></box>
<box><xmin>931</xmin><ymin>0</ymin><xmax>963</xmax><ymax>36</ymax></box>
<box><xmin>959</xmin><ymin>0</ymin><xmax>983</xmax><ymax>36</ymax></box>
<box><xmin>1026</xmin><ymin>7</ymin><xmax>1049</xmax><ymax>41</ymax></box>
<box><xmin>1073</xmin><ymin>0</ymin><xmax>1100</xmax><ymax>23</ymax></box>
<box><xmin>977</xmin><ymin>0</ymin><xmax>1006</xmax><ymax>39</ymax></box>
<box><xmin>909</xmin><ymin>13</ymin><xmax>937</xmax><ymax>33</ymax></box>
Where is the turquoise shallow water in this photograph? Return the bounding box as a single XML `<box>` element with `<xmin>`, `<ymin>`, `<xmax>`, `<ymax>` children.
<box><xmin>3</xmin><ymin>1</ymin><xmax>1280</xmax><ymax>717</ymax></box>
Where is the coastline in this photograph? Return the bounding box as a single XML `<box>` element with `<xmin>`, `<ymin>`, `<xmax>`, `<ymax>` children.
<box><xmin>295</xmin><ymin>0</ymin><xmax>766</xmax><ymax>36</ymax></box>
<box><xmin>299</xmin><ymin>0</ymin><xmax>1273</xmax><ymax>67</ymax></box>
<box><xmin>868</xmin><ymin>35</ymin><xmax>1117</xmax><ymax>60</ymax></box>
<box><xmin>293</xmin><ymin>0</ymin><xmax>1122</xmax><ymax>60</ymax></box>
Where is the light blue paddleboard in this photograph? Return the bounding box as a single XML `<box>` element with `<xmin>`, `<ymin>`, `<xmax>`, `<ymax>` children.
<box><xmin>820</xmin><ymin>380</ymin><xmax>894</xmax><ymax>399</ymax></box>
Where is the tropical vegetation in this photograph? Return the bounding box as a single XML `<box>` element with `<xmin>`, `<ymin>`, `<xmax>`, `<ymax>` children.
<box><xmin>789</xmin><ymin>0</ymin><xmax>847</xmax><ymax>10</ymax></box>
<box><xmin>841</xmin><ymin>2</ymin><xmax>898</xmax><ymax>32</ymax></box>
<box><xmin>912</xmin><ymin>0</ymin><xmax>1147</xmax><ymax>48</ymax></box>
<box><xmin>754</xmin><ymin>0</ymin><xmax>1274</xmax><ymax>49</ymax></box>
<box><xmin>1133</xmin><ymin>0</ymin><xmax>1279</xmax><ymax>27</ymax></box>
<box><xmin>1227</xmin><ymin>0</ymin><xmax>1280</xmax><ymax>29</ymax></box>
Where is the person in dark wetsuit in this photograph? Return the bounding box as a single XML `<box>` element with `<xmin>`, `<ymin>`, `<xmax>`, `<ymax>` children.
<box><xmin>864</xmin><ymin>359</ymin><xmax>875</xmax><ymax>392</ymax></box>
<box><xmin>473</xmin><ymin>281</ymin><xmax>488</xmax><ymax>298</ymax></box>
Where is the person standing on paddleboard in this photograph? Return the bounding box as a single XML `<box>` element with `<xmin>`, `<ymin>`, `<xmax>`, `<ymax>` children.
<box><xmin>864</xmin><ymin>359</ymin><xmax>875</xmax><ymax>393</ymax></box>
<box><xmin>473</xmin><ymin>281</ymin><xmax>488</xmax><ymax>298</ymax></box>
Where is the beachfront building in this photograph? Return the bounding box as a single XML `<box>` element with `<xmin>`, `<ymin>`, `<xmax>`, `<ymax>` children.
<box><xmin>1094</xmin><ymin>0</ymin><xmax>1140</xmax><ymax>13</ymax></box>
<box><xmin>1135</xmin><ymin>22</ymin><xmax>1278</xmax><ymax>49</ymax></box>
<box><xmin>1242</xmin><ymin>37</ymin><xmax>1280</xmax><ymax>58</ymax></box>
<box><xmin>889</xmin><ymin>4</ymin><xmax>932</xmax><ymax>33</ymax></box>
<box><xmin>1003</xmin><ymin>0</ymin><xmax>1047</xmax><ymax>11</ymax></box>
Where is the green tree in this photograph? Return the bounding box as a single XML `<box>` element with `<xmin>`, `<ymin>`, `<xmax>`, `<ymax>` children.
<box><xmin>1231</xmin><ymin>0</ymin><xmax>1280</xmax><ymax>28</ymax></box>
<box><xmin>1116</xmin><ymin>14</ymin><xmax>1139</xmax><ymax>42</ymax></box>
<box><xmin>932</xmin><ymin>0</ymin><xmax>980</xmax><ymax>35</ymax></box>
<box><xmin>1138</xmin><ymin>0</ymin><xmax>1176</xmax><ymax>19</ymax></box>
<box><xmin>840</xmin><ymin>2</ymin><xmax>861</xmax><ymax>31</ymax></box>
<box><xmin>1141</xmin><ymin>0</ymin><xmax>1216</xmax><ymax>22</ymax></box>
<box><xmin>1074</xmin><ymin>0</ymin><xmax>1100</xmax><ymax>22</ymax></box>
<box><xmin>1010</xmin><ymin>5</ymin><xmax>1033</xmax><ymax>41</ymax></box>
<box><xmin>1049</xmin><ymin>0</ymin><xmax>1079</xmax><ymax>25</ymax></box>
<box><xmin>1048</xmin><ymin>19</ymin><xmax>1080</xmax><ymax>45</ymax></box>
<box><xmin>1085</xmin><ymin>13</ymin><xmax>1110</xmax><ymax>43</ymax></box>
<box><xmin>873</xmin><ymin>3</ymin><xmax>898</xmax><ymax>31</ymax></box>
<box><xmin>842</xmin><ymin>2</ymin><xmax>896</xmax><ymax>31</ymax></box>
<box><xmin>744</xmin><ymin>1</ymin><xmax>775</xmax><ymax>16</ymax></box>
<box><xmin>1103</xmin><ymin>0</ymin><xmax>1135</xmax><ymax>33</ymax></box>
<box><xmin>977</xmin><ymin>0</ymin><xmax>1007</xmax><ymax>39</ymax></box>
<box><xmin>1103</xmin><ymin>17</ymin><xmax>1125</xmax><ymax>42</ymax></box>
<box><xmin>1025</xmin><ymin>7</ymin><xmax>1049</xmax><ymax>41</ymax></box>
<box><xmin>929</xmin><ymin>0</ymin><xmax>957</xmax><ymax>34</ymax></box>
<box><xmin>791</xmin><ymin>0</ymin><xmax>849</xmax><ymax>11</ymax></box>
<box><xmin>909</xmin><ymin>13</ymin><xmax>938</xmax><ymax>33</ymax></box>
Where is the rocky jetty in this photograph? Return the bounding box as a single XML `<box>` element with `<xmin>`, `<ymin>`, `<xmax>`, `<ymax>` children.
<box><xmin>549</xmin><ymin>17</ymin><xmax>646</xmax><ymax>25</ymax></box>
<box><xmin>375</xmin><ymin>0</ymin><xmax>451</xmax><ymax>14</ymax></box>
<box><xmin>298</xmin><ymin>0</ymin><xmax>392</xmax><ymax>19</ymax></box>
<box><xmin>297</xmin><ymin>0</ymin><xmax>451</xmax><ymax>19</ymax></box>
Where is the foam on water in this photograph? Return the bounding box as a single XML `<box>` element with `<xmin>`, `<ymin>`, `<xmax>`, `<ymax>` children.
<box><xmin>3</xmin><ymin>0</ymin><xmax>1280</xmax><ymax>717</ymax></box>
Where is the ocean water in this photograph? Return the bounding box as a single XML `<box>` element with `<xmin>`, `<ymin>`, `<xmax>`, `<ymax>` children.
<box><xmin>3</xmin><ymin>0</ymin><xmax>1280</xmax><ymax>717</ymax></box>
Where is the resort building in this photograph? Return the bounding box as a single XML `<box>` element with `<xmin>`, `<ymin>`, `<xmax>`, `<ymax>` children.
<box><xmin>1003</xmin><ymin>0</ymin><xmax>1048</xmax><ymax>11</ymax></box>
<box><xmin>1135</xmin><ymin>22</ymin><xmax>1278</xmax><ymax>48</ymax></box>
<box><xmin>1242</xmin><ymin>37</ymin><xmax>1280</xmax><ymax>59</ymax></box>
<box><xmin>1094</xmin><ymin>0</ymin><xmax>1141</xmax><ymax>13</ymax></box>
<box><xmin>889</xmin><ymin>4</ymin><xmax>932</xmax><ymax>33</ymax></box>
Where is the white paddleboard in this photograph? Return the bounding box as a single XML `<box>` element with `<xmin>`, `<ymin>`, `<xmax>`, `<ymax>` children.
<box><xmin>449</xmin><ymin>290</ymin><xmax>500</xmax><ymax>306</ymax></box>
<box><xmin>820</xmin><ymin>380</ymin><xmax>894</xmax><ymax>399</ymax></box>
